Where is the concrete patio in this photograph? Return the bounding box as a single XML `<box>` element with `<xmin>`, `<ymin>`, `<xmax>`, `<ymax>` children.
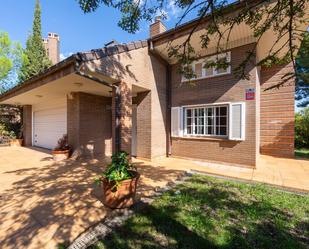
<box><xmin>0</xmin><ymin>146</ymin><xmax>308</xmax><ymax>248</ymax></box>
<box><xmin>148</xmin><ymin>155</ymin><xmax>309</xmax><ymax>193</ymax></box>
<box><xmin>0</xmin><ymin>147</ymin><xmax>184</xmax><ymax>249</ymax></box>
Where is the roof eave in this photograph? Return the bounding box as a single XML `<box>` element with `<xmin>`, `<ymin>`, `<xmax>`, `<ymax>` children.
<box><xmin>0</xmin><ymin>55</ymin><xmax>78</xmax><ymax>103</ymax></box>
<box><xmin>149</xmin><ymin>0</ymin><xmax>266</xmax><ymax>43</ymax></box>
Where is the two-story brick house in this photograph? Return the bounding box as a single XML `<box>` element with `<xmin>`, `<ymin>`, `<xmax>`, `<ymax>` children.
<box><xmin>0</xmin><ymin>0</ymin><xmax>306</xmax><ymax>168</ymax></box>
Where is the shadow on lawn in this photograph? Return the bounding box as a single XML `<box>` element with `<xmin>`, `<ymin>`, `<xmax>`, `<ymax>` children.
<box><xmin>92</xmin><ymin>176</ymin><xmax>309</xmax><ymax>249</ymax></box>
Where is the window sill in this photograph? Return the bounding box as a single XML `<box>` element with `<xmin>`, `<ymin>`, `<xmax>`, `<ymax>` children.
<box><xmin>181</xmin><ymin>71</ymin><xmax>231</xmax><ymax>83</ymax></box>
<box><xmin>172</xmin><ymin>136</ymin><xmax>229</xmax><ymax>142</ymax></box>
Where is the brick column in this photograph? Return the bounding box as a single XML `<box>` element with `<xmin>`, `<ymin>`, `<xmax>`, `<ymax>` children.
<box><xmin>22</xmin><ymin>105</ymin><xmax>32</xmax><ymax>146</ymax></box>
<box><xmin>112</xmin><ymin>81</ymin><xmax>132</xmax><ymax>155</ymax></box>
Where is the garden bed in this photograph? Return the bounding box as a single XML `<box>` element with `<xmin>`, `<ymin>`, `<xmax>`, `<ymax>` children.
<box><xmin>295</xmin><ymin>148</ymin><xmax>309</xmax><ymax>160</ymax></box>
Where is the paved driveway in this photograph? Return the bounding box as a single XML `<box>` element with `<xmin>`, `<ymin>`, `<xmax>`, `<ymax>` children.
<box><xmin>1</xmin><ymin>147</ymin><xmax>308</xmax><ymax>248</ymax></box>
<box><xmin>0</xmin><ymin>146</ymin><xmax>184</xmax><ymax>249</ymax></box>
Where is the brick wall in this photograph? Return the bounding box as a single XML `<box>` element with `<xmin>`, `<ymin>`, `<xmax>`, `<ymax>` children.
<box><xmin>22</xmin><ymin>105</ymin><xmax>32</xmax><ymax>146</ymax></box>
<box><xmin>260</xmin><ymin>64</ymin><xmax>295</xmax><ymax>157</ymax></box>
<box><xmin>170</xmin><ymin>43</ymin><xmax>257</xmax><ymax>167</ymax></box>
<box><xmin>133</xmin><ymin>91</ymin><xmax>152</xmax><ymax>159</ymax></box>
<box><xmin>91</xmin><ymin>47</ymin><xmax>167</xmax><ymax>159</ymax></box>
<box><xmin>67</xmin><ymin>92</ymin><xmax>112</xmax><ymax>158</ymax></box>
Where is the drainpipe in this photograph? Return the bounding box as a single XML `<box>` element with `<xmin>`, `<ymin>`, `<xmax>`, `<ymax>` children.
<box><xmin>148</xmin><ymin>40</ymin><xmax>172</xmax><ymax>157</ymax></box>
<box><xmin>166</xmin><ymin>64</ymin><xmax>172</xmax><ymax>157</ymax></box>
<box><xmin>113</xmin><ymin>84</ymin><xmax>121</xmax><ymax>153</ymax></box>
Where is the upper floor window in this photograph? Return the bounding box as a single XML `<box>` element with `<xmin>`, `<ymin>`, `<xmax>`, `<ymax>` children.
<box><xmin>182</xmin><ymin>52</ymin><xmax>231</xmax><ymax>82</ymax></box>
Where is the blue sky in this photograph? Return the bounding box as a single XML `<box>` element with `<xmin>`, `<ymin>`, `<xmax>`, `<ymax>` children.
<box><xmin>0</xmin><ymin>0</ymin><xmax>186</xmax><ymax>59</ymax></box>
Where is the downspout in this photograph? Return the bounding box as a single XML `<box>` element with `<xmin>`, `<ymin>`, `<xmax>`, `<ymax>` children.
<box><xmin>113</xmin><ymin>84</ymin><xmax>121</xmax><ymax>153</ymax></box>
<box><xmin>149</xmin><ymin>40</ymin><xmax>172</xmax><ymax>157</ymax></box>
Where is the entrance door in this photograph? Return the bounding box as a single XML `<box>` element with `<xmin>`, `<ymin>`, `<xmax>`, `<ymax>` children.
<box><xmin>131</xmin><ymin>104</ymin><xmax>137</xmax><ymax>157</ymax></box>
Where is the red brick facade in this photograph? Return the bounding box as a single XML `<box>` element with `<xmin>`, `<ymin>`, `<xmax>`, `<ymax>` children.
<box><xmin>133</xmin><ymin>91</ymin><xmax>152</xmax><ymax>159</ymax></box>
<box><xmin>17</xmin><ymin>41</ymin><xmax>295</xmax><ymax>167</ymax></box>
<box><xmin>67</xmin><ymin>92</ymin><xmax>112</xmax><ymax>158</ymax></box>
<box><xmin>22</xmin><ymin>105</ymin><xmax>32</xmax><ymax>146</ymax></box>
<box><xmin>170</xmin><ymin>44</ymin><xmax>258</xmax><ymax>167</ymax></box>
<box><xmin>260</xmin><ymin>64</ymin><xmax>295</xmax><ymax>158</ymax></box>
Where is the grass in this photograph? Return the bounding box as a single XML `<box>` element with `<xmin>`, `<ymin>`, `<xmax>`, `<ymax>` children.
<box><xmin>89</xmin><ymin>175</ymin><xmax>309</xmax><ymax>249</ymax></box>
<box><xmin>295</xmin><ymin>148</ymin><xmax>309</xmax><ymax>159</ymax></box>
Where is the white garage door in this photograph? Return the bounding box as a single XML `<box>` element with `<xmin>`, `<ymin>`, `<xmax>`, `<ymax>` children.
<box><xmin>33</xmin><ymin>105</ymin><xmax>67</xmax><ymax>149</ymax></box>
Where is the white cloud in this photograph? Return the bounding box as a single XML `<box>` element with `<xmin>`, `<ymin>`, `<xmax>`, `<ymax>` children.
<box><xmin>168</xmin><ymin>0</ymin><xmax>181</xmax><ymax>16</ymax></box>
<box><xmin>156</xmin><ymin>0</ymin><xmax>181</xmax><ymax>22</ymax></box>
<box><xmin>60</xmin><ymin>52</ymin><xmax>74</xmax><ymax>61</ymax></box>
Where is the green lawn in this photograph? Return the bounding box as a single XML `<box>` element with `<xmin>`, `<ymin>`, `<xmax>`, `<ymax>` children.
<box><xmin>89</xmin><ymin>175</ymin><xmax>309</xmax><ymax>249</ymax></box>
<box><xmin>295</xmin><ymin>148</ymin><xmax>309</xmax><ymax>159</ymax></box>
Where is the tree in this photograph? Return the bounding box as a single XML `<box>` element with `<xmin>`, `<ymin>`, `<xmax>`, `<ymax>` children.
<box><xmin>77</xmin><ymin>0</ymin><xmax>308</xmax><ymax>86</ymax></box>
<box><xmin>19</xmin><ymin>0</ymin><xmax>51</xmax><ymax>82</ymax></box>
<box><xmin>296</xmin><ymin>31</ymin><xmax>309</xmax><ymax>107</ymax></box>
<box><xmin>295</xmin><ymin>107</ymin><xmax>309</xmax><ymax>148</ymax></box>
<box><xmin>0</xmin><ymin>32</ymin><xmax>23</xmax><ymax>93</ymax></box>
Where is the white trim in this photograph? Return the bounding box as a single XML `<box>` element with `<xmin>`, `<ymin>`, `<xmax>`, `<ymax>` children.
<box><xmin>31</xmin><ymin>110</ymin><xmax>34</xmax><ymax>146</ymax></box>
<box><xmin>181</xmin><ymin>102</ymin><xmax>231</xmax><ymax>109</ymax></box>
<box><xmin>171</xmin><ymin>107</ymin><xmax>183</xmax><ymax>137</ymax></box>
<box><xmin>183</xmin><ymin>104</ymin><xmax>229</xmax><ymax>138</ymax></box>
<box><xmin>255</xmin><ymin>66</ymin><xmax>261</xmax><ymax>156</ymax></box>
<box><xmin>229</xmin><ymin>102</ymin><xmax>246</xmax><ymax>141</ymax></box>
<box><xmin>179</xmin><ymin>107</ymin><xmax>184</xmax><ymax>137</ymax></box>
<box><xmin>182</xmin><ymin>51</ymin><xmax>231</xmax><ymax>83</ymax></box>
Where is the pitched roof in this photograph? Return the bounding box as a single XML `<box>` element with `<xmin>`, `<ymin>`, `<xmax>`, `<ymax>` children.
<box><xmin>0</xmin><ymin>40</ymin><xmax>149</xmax><ymax>101</ymax></box>
<box><xmin>77</xmin><ymin>40</ymin><xmax>148</xmax><ymax>62</ymax></box>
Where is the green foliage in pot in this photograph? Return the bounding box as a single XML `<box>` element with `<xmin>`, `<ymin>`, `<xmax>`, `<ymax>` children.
<box><xmin>54</xmin><ymin>134</ymin><xmax>70</xmax><ymax>151</ymax></box>
<box><xmin>8</xmin><ymin>131</ymin><xmax>16</xmax><ymax>139</ymax></box>
<box><xmin>95</xmin><ymin>151</ymin><xmax>136</xmax><ymax>191</ymax></box>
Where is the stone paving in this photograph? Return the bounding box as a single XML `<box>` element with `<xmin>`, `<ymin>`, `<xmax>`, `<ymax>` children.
<box><xmin>148</xmin><ymin>155</ymin><xmax>309</xmax><ymax>192</ymax></box>
<box><xmin>0</xmin><ymin>146</ymin><xmax>184</xmax><ymax>249</ymax></box>
<box><xmin>0</xmin><ymin>146</ymin><xmax>308</xmax><ymax>248</ymax></box>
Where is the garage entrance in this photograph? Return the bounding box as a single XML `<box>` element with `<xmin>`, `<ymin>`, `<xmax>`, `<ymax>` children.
<box><xmin>33</xmin><ymin>98</ymin><xmax>67</xmax><ymax>149</ymax></box>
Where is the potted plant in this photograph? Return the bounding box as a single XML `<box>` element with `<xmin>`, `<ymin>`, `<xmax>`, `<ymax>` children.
<box><xmin>96</xmin><ymin>151</ymin><xmax>140</xmax><ymax>209</ymax></box>
<box><xmin>52</xmin><ymin>134</ymin><xmax>70</xmax><ymax>161</ymax></box>
<box><xmin>9</xmin><ymin>131</ymin><xmax>23</xmax><ymax>147</ymax></box>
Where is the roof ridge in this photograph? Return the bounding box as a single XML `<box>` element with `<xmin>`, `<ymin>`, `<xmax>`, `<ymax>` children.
<box><xmin>78</xmin><ymin>40</ymin><xmax>148</xmax><ymax>62</ymax></box>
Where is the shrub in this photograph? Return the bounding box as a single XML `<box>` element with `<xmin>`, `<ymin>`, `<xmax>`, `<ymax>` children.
<box><xmin>54</xmin><ymin>134</ymin><xmax>70</xmax><ymax>151</ymax></box>
<box><xmin>295</xmin><ymin>107</ymin><xmax>309</xmax><ymax>148</ymax></box>
<box><xmin>95</xmin><ymin>151</ymin><xmax>136</xmax><ymax>191</ymax></box>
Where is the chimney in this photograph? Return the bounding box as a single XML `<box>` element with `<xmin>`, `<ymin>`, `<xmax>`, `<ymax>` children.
<box><xmin>150</xmin><ymin>16</ymin><xmax>167</xmax><ymax>38</ymax></box>
<box><xmin>43</xmin><ymin>32</ymin><xmax>60</xmax><ymax>65</ymax></box>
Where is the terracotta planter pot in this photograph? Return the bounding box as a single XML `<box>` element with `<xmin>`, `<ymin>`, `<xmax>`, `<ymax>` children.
<box><xmin>52</xmin><ymin>149</ymin><xmax>70</xmax><ymax>162</ymax></box>
<box><xmin>10</xmin><ymin>139</ymin><xmax>23</xmax><ymax>147</ymax></box>
<box><xmin>102</xmin><ymin>171</ymin><xmax>140</xmax><ymax>209</ymax></box>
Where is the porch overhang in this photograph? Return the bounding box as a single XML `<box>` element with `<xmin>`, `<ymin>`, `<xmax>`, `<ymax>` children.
<box><xmin>150</xmin><ymin>0</ymin><xmax>309</xmax><ymax>64</ymax></box>
<box><xmin>0</xmin><ymin>73</ymin><xmax>114</xmax><ymax>106</ymax></box>
<box><xmin>0</xmin><ymin>55</ymin><xmax>117</xmax><ymax>105</ymax></box>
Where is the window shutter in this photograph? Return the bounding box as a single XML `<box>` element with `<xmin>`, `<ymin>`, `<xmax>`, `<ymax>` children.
<box><xmin>171</xmin><ymin>107</ymin><xmax>183</xmax><ymax>137</ymax></box>
<box><xmin>229</xmin><ymin>103</ymin><xmax>245</xmax><ymax>140</ymax></box>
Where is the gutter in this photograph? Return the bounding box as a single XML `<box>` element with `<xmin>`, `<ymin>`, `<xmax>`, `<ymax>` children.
<box><xmin>148</xmin><ymin>40</ymin><xmax>172</xmax><ymax>157</ymax></box>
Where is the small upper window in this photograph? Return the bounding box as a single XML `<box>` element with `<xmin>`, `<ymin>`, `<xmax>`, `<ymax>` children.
<box><xmin>182</xmin><ymin>52</ymin><xmax>231</xmax><ymax>82</ymax></box>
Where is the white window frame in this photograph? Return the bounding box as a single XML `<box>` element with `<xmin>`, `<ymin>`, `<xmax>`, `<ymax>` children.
<box><xmin>183</xmin><ymin>104</ymin><xmax>229</xmax><ymax>138</ymax></box>
<box><xmin>229</xmin><ymin>102</ymin><xmax>246</xmax><ymax>141</ymax></box>
<box><xmin>182</xmin><ymin>52</ymin><xmax>231</xmax><ymax>82</ymax></box>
